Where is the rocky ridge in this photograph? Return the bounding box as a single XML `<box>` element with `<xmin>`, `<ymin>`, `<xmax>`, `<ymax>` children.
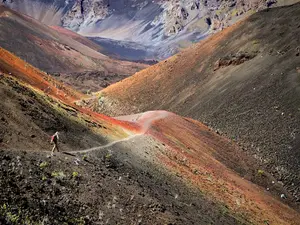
<box><xmin>3</xmin><ymin>0</ymin><xmax>299</xmax><ymax>59</ymax></box>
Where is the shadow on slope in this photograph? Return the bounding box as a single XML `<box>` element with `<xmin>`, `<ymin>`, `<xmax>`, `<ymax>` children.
<box><xmin>89</xmin><ymin>37</ymin><xmax>158</xmax><ymax>64</ymax></box>
<box><xmin>0</xmin><ymin>74</ymin><xmax>107</xmax><ymax>152</ymax></box>
<box><xmin>0</xmin><ymin>47</ymin><xmax>140</xmax><ymax>152</ymax></box>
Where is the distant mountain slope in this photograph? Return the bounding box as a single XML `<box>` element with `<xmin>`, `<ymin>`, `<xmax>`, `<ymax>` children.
<box><xmin>50</xmin><ymin>25</ymin><xmax>105</xmax><ymax>52</ymax></box>
<box><xmin>3</xmin><ymin>0</ymin><xmax>299</xmax><ymax>59</ymax></box>
<box><xmin>0</xmin><ymin>5</ymin><xmax>105</xmax><ymax>72</ymax></box>
<box><xmin>94</xmin><ymin>3</ymin><xmax>300</xmax><ymax>201</ymax></box>
<box><xmin>0</xmin><ymin>5</ymin><xmax>147</xmax><ymax>91</ymax></box>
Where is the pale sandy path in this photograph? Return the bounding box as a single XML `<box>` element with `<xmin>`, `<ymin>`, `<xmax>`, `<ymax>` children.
<box><xmin>69</xmin><ymin>111</ymin><xmax>171</xmax><ymax>154</ymax></box>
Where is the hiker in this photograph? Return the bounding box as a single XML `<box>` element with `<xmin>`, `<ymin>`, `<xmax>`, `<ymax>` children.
<box><xmin>50</xmin><ymin>131</ymin><xmax>59</xmax><ymax>155</ymax></box>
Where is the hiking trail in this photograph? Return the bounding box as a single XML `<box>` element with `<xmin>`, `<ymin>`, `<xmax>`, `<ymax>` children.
<box><xmin>67</xmin><ymin>111</ymin><xmax>171</xmax><ymax>154</ymax></box>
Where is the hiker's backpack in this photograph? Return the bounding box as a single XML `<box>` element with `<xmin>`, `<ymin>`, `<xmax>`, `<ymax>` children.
<box><xmin>51</xmin><ymin>135</ymin><xmax>55</xmax><ymax>143</ymax></box>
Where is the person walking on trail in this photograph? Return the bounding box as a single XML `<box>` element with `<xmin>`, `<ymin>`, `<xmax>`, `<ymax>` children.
<box><xmin>50</xmin><ymin>131</ymin><xmax>59</xmax><ymax>155</ymax></box>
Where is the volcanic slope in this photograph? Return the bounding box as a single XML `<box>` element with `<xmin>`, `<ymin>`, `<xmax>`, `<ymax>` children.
<box><xmin>0</xmin><ymin>5</ymin><xmax>147</xmax><ymax>91</ymax></box>
<box><xmin>1</xmin><ymin>43</ymin><xmax>300</xmax><ymax>224</ymax></box>
<box><xmin>93</xmin><ymin>3</ymin><xmax>300</xmax><ymax>202</ymax></box>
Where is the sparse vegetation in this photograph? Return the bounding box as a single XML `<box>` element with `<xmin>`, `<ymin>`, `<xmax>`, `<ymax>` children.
<box><xmin>105</xmin><ymin>153</ymin><xmax>112</xmax><ymax>159</ymax></box>
<box><xmin>0</xmin><ymin>204</ymin><xmax>20</xmax><ymax>224</ymax></box>
<box><xmin>257</xmin><ymin>169</ymin><xmax>264</xmax><ymax>176</ymax></box>
<box><xmin>6</xmin><ymin>211</ymin><xmax>19</xmax><ymax>223</ymax></box>
<box><xmin>65</xmin><ymin>216</ymin><xmax>85</xmax><ymax>225</ymax></box>
<box><xmin>72</xmin><ymin>171</ymin><xmax>79</xmax><ymax>178</ymax></box>
<box><xmin>82</xmin><ymin>154</ymin><xmax>88</xmax><ymax>161</ymax></box>
<box><xmin>231</xmin><ymin>9</ymin><xmax>239</xmax><ymax>17</ymax></box>
<box><xmin>41</xmin><ymin>175</ymin><xmax>47</xmax><ymax>181</ymax></box>
<box><xmin>252</xmin><ymin>40</ymin><xmax>259</xmax><ymax>45</ymax></box>
<box><xmin>51</xmin><ymin>171</ymin><xmax>66</xmax><ymax>179</ymax></box>
<box><xmin>39</xmin><ymin>161</ymin><xmax>48</xmax><ymax>169</ymax></box>
<box><xmin>215</xmin><ymin>9</ymin><xmax>223</xmax><ymax>16</ymax></box>
<box><xmin>1</xmin><ymin>202</ymin><xmax>81</xmax><ymax>224</ymax></box>
<box><xmin>219</xmin><ymin>204</ymin><xmax>229</xmax><ymax>216</ymax></box>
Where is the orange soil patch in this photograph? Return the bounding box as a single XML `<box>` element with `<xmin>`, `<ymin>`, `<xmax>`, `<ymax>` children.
<box><xmin>0</xmin><ymin>47</ymin><xmax>82</xmax><ymax>102</ymax></box>
<box><xmin>143</xmin><ymin>113</ymin><xmax>300</xmax><ymax>224</ymax></box>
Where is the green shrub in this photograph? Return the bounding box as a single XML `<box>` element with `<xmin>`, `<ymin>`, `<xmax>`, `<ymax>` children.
<box><xmin>41</xmin><ymin>175</ymin><xmax>47</xmax><ymax>181</ymax></box>
<box><xmin>72</xmin><ymin>171</ymin><xmax>79</xmax><ymax>178</ymax></box>
<box><xmin>257</xmin><ymin>169</ymin><xmax>264</xmax><ymax>176</ymax></box>
<box><xmin>39</xmin><ymin>161</ymin><xmax>48</xmax><ymax>169</ymax></box>
<box><xmin>105</xmin><ymin>153</ymin><xmax>112</xmax><ymax>159</ymax></box>
<box><xmin>6</xmin><ymin>212</ymin><xmax>19</xmax><ymax>223</ymax></box>
<box><xmin>82</xmin><ymin>154</ymin><xmax>88</xmax><ymax>161</ymax></box>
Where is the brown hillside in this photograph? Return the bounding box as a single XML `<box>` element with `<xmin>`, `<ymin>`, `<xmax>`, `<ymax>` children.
<box><xmin>96</xmin><ymin>3</ymin><xmax>300</xmax><ymax>201</ymax></box>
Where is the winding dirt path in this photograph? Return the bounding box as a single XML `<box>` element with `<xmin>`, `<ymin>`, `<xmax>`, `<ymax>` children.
<box><xmin>69</xmin><ymin>111</ymin><xmax>171</xmax><ymax>154</ymax></box>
